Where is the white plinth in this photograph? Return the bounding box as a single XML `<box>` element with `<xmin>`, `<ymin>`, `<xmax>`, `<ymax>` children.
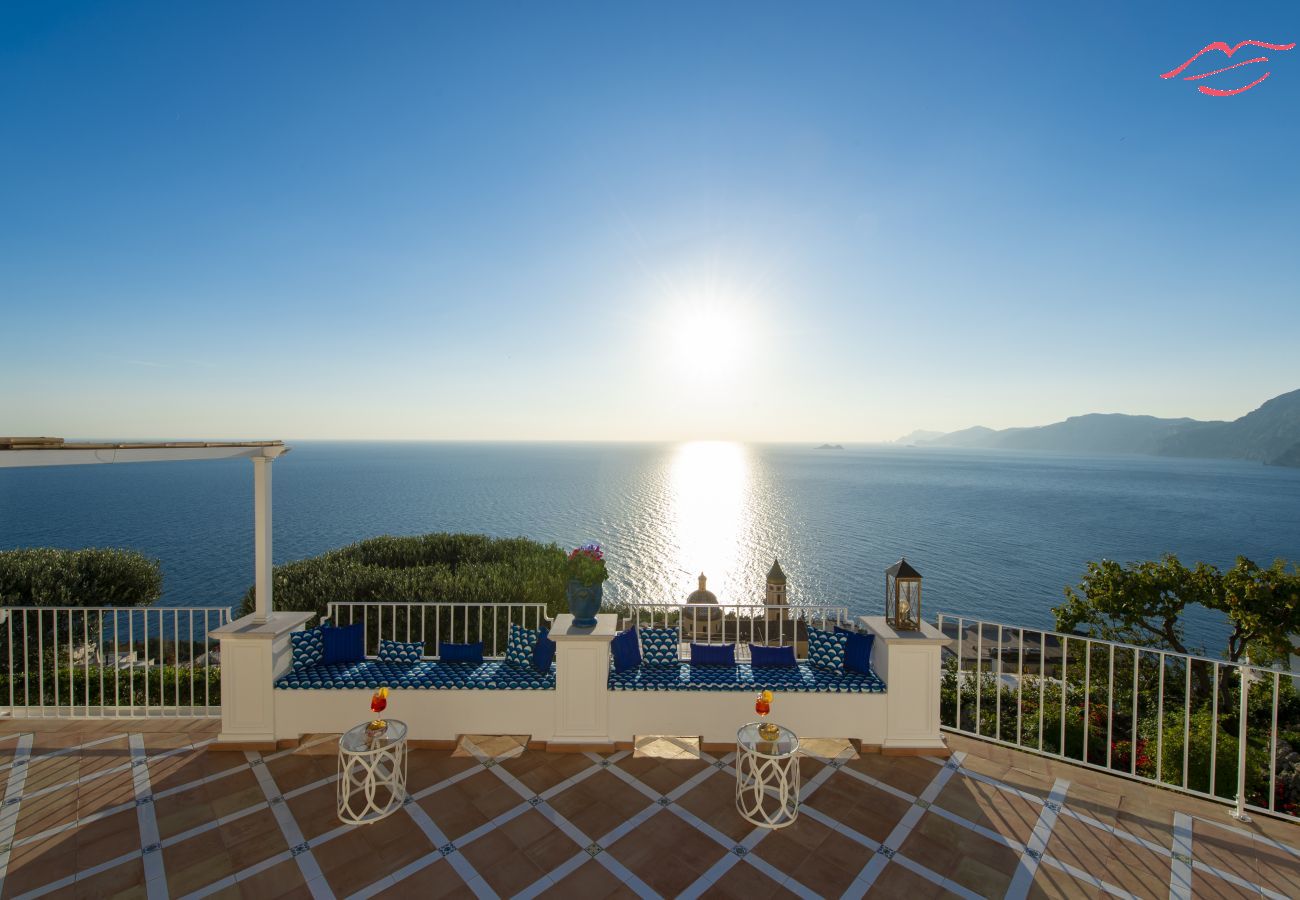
<box><xmin>550</xmin><ymin>613</ymin><xmax>617</xmax><ymax>745</ymax></box>
<box><xmin>212</xmin><ymin>610</ymin><xmax>314</xmax><ymax>747</ymax></box>
<box><xmin>859</xmin><ymin>615</ymin><xmax>951</xmax><ymax>752</ymax></box>
<box><xmin>735</xmin><ymin>722</ymin><xmax>800</xmax><ymax>828</ymax></box>
<box><xmin>337</xmin><ymin>719</ymin><xmax>408</xmax><ymax>825</ymax></box>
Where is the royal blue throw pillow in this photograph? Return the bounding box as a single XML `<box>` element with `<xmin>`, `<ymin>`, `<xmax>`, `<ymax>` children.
<box><xmin>806</xmin><ymin>626</ymin><xmax>849</xmax><ymax>673</ymax></box>
<box><xmin>749</xmin><ymin>644</ymin><xmax>797</xmax><ymax>667</ymax></box>
<box><xmin>532</xmin><ymin>628</ymin><xmax>556</xmax><ymax>674</ymax></box>
<box><xmin>322</xmin><ymin>622</ymin><xmax>364</xmax><ymax>664</ymax></box>
<box><xmin>290</xmin><ymin>627</ymin><xmax>324</xmax><ymax>669</ymax></box>
<box><xmin>610</xmin><ymin>628</ymin><xmax>642</xmax><ymax>673</ymax></box>
<box><xmin>835</xmin><ymin>625</ymin><xmax>876</xmax><ymax>676</ymax></box>
<box><xmin>378</xmin><ymin>639</ymin><xmax>424</xmax><ymax>664</ymax></box>
<box><xmin>690</xmin><ymin>643</ymin><xmax>736</xmax><ymax>666</ymax></box>
<box><xmin>438</xmin><ymin>641</ymin><xmax>484</xmax><ymax>664</ymax></box>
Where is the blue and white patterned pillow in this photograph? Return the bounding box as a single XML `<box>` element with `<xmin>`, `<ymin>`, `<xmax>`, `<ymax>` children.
<box><xmin>639</xmin><ymin>626</ymin><xmax>680</xmax><ymax>666</ymax></box>
<box><xmin>290</xmin><ymin>627</ymin><xmax>324</xmax><ymax>669</ymax></box>
<box><xmin>505</xmin><ymin>623</ymin><xmax>542</xmax><ymax>667</ymax></box>
<box><xmin>377</xmin><ymin>639</ymin><xmax>423</xmax><ymax>664</ymax></box>
<box><xmin>806</xmin><ymin>626</ymin><xmax>848</xmax><ymax>673</ymax></box>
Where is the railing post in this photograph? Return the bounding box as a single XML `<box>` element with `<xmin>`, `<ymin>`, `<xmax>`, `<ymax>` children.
<box><xmin>1233</xmin><ymin>661</ymin><xmax>1253</xmax><ymax>822</ymax></box>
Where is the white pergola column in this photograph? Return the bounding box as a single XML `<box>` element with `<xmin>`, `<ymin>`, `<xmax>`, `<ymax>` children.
<box><xmin>252</xmin><ymin>453</ymin><xmax>277</xmax><ymax>623</ymax></box>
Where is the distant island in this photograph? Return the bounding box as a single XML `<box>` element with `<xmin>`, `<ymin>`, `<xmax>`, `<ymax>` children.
<box><xmin>898</xmin><ymin>388</ymin><xmax>1300</xmax><ymax>468</ymax></box>
<box><xmin>815</xmin><ymin>443</ymin><xmax>844</xmax><ymax>450</ymax></box>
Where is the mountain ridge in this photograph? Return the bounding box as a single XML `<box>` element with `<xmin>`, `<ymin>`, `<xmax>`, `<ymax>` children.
<box><xmin>904</xmin><ymin>388</ymin><xmax>1300</xmax><ymax>467</ymax></box>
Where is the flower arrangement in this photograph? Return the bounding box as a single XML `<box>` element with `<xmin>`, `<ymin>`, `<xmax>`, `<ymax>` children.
<box><xmin>565</xmin><ymin>542</ymin><xmax>608</xmax><ymax>587</ymax></box>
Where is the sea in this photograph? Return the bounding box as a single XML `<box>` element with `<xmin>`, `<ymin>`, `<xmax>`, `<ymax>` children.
<box><xmin>3</xmin><ymin>442</ymin><xmax>1299</xmax><ymax>654</ymax></box>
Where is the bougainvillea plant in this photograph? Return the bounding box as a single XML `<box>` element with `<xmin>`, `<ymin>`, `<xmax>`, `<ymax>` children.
<box><xmin>565</xmin><ymin>543</ymin><xmax>608</xmax><ymax>586</ymax></box>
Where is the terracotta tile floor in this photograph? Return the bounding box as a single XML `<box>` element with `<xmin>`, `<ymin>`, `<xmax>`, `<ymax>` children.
<box><xmin>0</xmin><ymin>721</ymin><xmax>1295</xmax><ymax>898</ymax></box>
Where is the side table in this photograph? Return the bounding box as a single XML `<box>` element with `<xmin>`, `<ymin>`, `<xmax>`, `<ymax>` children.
<box><xmin>338</xmin><ymin>719</ymin><xmax>408</xmax><ymax>825</ymax></box>
<box><xmin>734</xmin><ymin>722</ymin><xmax>800</xmax><ymax>828</ymax></box>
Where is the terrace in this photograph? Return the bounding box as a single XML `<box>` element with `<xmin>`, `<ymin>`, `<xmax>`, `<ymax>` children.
<box><xmin>3</xmin><ymin>442</ymin><xmax>1298</xmax><ymax>897</ymax></box>
<box><xmin>2</xmin><ymin>719</ymin><xmax>1298</xmax><ymax>899</ymax></box>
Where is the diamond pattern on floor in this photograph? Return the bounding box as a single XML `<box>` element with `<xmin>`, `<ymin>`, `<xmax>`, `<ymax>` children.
<box><xmin>0</xmin><ymin>721</ymin><xmax>1296</xmax><ymax>899</ymax></box>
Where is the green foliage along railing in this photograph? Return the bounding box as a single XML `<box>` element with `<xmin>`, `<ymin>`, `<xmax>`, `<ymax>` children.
<box><xmin>937</xmin><ymin>614</ymin><xmax>1300</xmax><ymax>822</ymax></box>
<box><xmin>241</xmin><ymin>533</ymin><xmax>571</xmax><ymax>622</ymax></box>
<box><xmin>1</xmin><ymin>664</ymin><xmax>222</xmax><ymax>714</ymax></box>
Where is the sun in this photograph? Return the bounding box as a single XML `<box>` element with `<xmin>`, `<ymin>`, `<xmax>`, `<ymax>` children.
<box><xmin>666</xmin><ymin>301</ymin><xmax>750</xmax><ymax>383</ymax></box>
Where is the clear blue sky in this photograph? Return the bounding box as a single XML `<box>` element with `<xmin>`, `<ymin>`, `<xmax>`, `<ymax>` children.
<box><xmin>3</xmin><ymin>2</ymin><xmax>1298</xmax><ymax>441</ymax></box>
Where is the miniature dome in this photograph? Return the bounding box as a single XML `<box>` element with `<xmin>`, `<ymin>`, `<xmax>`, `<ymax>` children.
<box><xmin>687</xmin><ymin>572</ymin><xmax>718</xmax><ymax>604</ymax></box>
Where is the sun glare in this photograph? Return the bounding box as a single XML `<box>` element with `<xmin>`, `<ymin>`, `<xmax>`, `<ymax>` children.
<box><xmin>666</xmin><ymin>302</ymin><xmax>749</xmax><ymax>383</ymax></box>
<box><xmin>669</xmin><ymin>441</ymin><xmax>752</xmax><ymax>599</ymax></box>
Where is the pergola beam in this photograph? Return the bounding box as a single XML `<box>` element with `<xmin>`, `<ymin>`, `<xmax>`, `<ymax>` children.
<box><xmin>0</xmin><ymin>437</ymin><xmax>289</xmax><ymax>623</ymax></box>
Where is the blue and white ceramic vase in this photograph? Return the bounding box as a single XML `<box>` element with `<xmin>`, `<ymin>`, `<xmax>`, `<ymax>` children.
<box><xmin>566</xmin><ymin>580</ymin><xmax>603</xmax><ymax>628</ymax></box>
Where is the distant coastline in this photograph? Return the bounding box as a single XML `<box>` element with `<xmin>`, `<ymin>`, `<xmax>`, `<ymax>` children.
<box><xmin>896</xmin><ymin>388</ymin><xmax>1300</xmax><ymax>468</ymax></box>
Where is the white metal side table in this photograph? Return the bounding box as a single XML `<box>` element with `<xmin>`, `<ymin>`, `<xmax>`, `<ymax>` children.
<box><xmin>735</xmin><ymin>722</ymin><xmax>800</xmax><ymax>828</ymax></box>
<box><xmin>338</xmin><ymin>719</ymin><xmax>408</xmax><ymax>825</ymax></box>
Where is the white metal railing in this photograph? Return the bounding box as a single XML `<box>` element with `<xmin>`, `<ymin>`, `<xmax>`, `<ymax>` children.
<box><xmin>0</xmin><ymin>605</ymin><xmax>230</xmax><ymax>717</ymax></box>
<box><xmin>324</xmin><ymin>602</ymin><xmax>550</xmax><ymax>659</ymax></box>
<box><xmin>621</xmin><ymin>603</ymin><xmax>851</xmax><ymax>661</ymax></box>
<box><xmin>936</xmin><ymin>613</ymin><xmax>1299</xmax><ymax>824</ymax></box>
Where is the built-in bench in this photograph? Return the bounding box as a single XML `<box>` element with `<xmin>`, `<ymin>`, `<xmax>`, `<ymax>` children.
<box><xmin>275</xmin><ymin>659</ymin><xmax>556</xmax><ymax>691</ymax></box>
<box><xmin>607</xmin><ymin>662</ymin><xmax>885</xmax><ymax>693</ymax></box>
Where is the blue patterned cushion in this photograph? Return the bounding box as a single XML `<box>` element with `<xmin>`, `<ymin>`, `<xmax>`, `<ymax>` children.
<box><xmin>377</xmin><ymin>639</ymin><xmax>423</xmax><ymax>664</ymax></box>
<box><xmin>607</xmin><ymin>662</ymin><xmax>884</xmax><ymax>693</ymax></box>
<box><xmin>275</xmin><ymin>660</ymin><xmax>556</xmax><ymax>690</ymax></box>
<box><xmin>639</xmin><ymin>626</ymin><xmax>679</xmax><ymax>665</ymax></box>
<box><xmin>290</xmin><ymin>628</ymin><xmax>324</xmax><ymax>669</ymax></box>
<box><xmin>806</xmin><ymin>626</ymin><xmax>848</xmax><ymax>673</ymax></box>
<box><xmin>505</xmin><ymin>623</ymin><xmax>542</xmax><ymax>667</ymax></box>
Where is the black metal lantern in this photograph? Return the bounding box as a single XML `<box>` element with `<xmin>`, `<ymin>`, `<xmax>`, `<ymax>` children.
<box><xmin>885</xmin><ymin>558</ymin><xmax>922</xmax><ymax>630</ymax></box>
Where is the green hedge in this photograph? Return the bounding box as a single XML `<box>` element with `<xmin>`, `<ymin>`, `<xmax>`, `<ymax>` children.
<box><xmin>239</xmin><ymin>533</ymin><xmax>571</xmax><ymax>622</ymax></box>
<box><xmin>0</xmin><ymin>547</ymin><xmax>162</xmax><ymax>607</ymax></box>
<box><xmin>0</xmin><ymin>664</ymin><xmax>221</xmax><ymax>709</ymax></box>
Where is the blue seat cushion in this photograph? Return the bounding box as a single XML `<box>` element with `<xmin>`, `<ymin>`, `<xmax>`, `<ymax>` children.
<box><xmin>276</xmin><ymin>660</ymin><xmax>556</xmax><ymax>690</ymax></box>
<box><xmin>608</xmin><ymin>662</ymin><xmax>885</xmax><ymax>693</ymax></box>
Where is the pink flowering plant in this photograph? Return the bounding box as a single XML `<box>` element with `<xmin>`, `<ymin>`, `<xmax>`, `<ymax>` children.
<box><xmin>565</xmin><ymin>542</ymin><xmax>608</xmax><ymax>587</ymax></box>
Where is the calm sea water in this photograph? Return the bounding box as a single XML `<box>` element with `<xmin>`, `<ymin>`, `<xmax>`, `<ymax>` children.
<box><xmin>3</xmin><ymin>442</ymin><xmax>1299</xmax><ymax>652</ymax></box>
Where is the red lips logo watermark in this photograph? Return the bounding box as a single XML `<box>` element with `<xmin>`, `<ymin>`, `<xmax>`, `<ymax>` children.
<box><xmin>1160</xmin><ymin>40</ymin><xmax>1295</xmax><ymax>95</ymax></box>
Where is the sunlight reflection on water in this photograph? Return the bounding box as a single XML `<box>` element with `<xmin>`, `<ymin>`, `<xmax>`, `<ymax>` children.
<box><xmin>668</xmin><ymin>441</ymin><xmax>753</xmax><ymax>601</ymax></box>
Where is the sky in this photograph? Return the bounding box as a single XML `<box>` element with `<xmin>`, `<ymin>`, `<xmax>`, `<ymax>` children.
<box><xmin>2</xmin><ymin>1</ymin><xmax>1298</xmax><ymax>442</ymax></box>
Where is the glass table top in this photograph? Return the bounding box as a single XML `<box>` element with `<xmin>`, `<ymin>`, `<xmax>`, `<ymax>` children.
<box><xmin>340</xmin><ymin>719</ymin><xmax>408</xmax><ymax>753</ymax></box>
<box><xmin>736</xmin><ymin>722</ymin><xmax>799</xmax><ymax>757</ymax></box>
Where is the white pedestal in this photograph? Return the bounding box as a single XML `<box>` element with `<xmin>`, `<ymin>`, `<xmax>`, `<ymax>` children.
<box><xmin>212</xmin><ymin>611</ymin><xmax>314</xmax><ymax>748</ymax></box>
<box><xmin>549</xmin><ymin>613</ymin><xmax>617</xmax><ymax>746</ymax></box>
<box><xmin>858</xmin><ymin>615</ymin><xmax>952</xmax><ymax>753</ymax></box>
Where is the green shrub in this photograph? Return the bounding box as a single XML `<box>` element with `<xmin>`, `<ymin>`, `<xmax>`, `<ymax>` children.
<box><xmin>0</xmin><ymin>547</ymin><xmax>162</xmax><ymax>607</ymax></box>
<box><xmin>239</xmin><ymin>533</ymin><xmax>570</xmax><ymax>622</ymax></box>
